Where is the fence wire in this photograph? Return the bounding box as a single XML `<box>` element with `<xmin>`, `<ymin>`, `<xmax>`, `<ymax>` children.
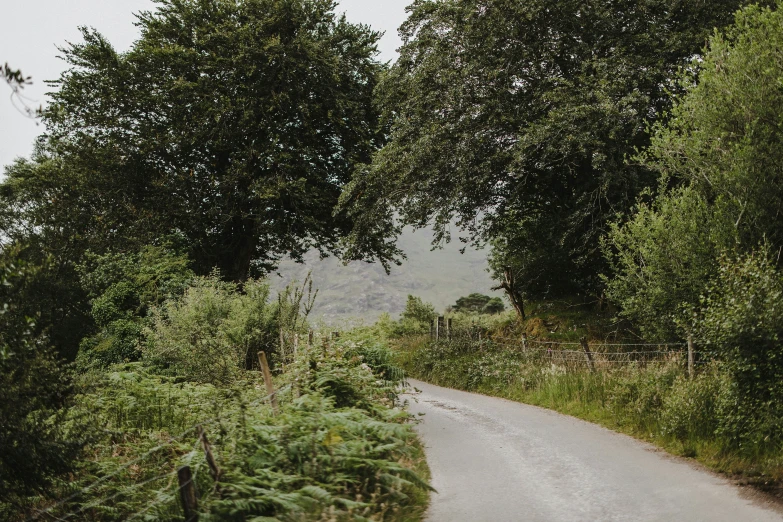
<box><xmin>431</xmin><ymin>330</ymin><xmax>697</xmax><ymax>369</ymax></box>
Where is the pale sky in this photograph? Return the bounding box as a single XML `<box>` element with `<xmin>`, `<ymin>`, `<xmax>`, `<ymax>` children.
<box><xmin>0</xmin><ymin>0</ymin><xmax>411</xmax><ymax>169</ymax></box>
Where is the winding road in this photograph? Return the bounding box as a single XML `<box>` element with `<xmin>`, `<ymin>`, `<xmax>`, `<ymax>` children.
<box><xmin>405</xmin><ymin>379</ymin><xmax>783</xmax><ymax>522</ymax></box>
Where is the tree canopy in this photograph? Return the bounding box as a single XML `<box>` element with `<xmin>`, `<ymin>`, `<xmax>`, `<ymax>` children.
<box><xmin>341</xmin><ymin>0</ymin><xmax>762</xmax><ymax>298</ymax></box>
<box><xmin>3</xmin><ymin>0</ymin><xmax>389</xmax><ymax>283</ymax></box>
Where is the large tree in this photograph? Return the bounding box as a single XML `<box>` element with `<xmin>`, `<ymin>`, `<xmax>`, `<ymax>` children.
<box><xmin>605</xmin><ymin>1</ymin><xmax>783</xmax><ymax>340</ymax></box>
<box><xmin>3</xmin><ymin>0</ymin><xmax>388</xmax><ymax>282</ymax></box>
<box><xmin>341</xmin><ymin>0</ymin><xmax>761</xmax><ymax>300</ymax></box>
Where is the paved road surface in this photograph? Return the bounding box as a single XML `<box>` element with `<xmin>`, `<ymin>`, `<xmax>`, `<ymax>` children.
<box><xmin>406</xmin><ymin>379</ymin><xmax>783</xmax><ymax>522</ymax></box>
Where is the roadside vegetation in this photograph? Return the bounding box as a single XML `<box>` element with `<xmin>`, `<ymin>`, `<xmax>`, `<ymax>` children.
<box><xmin>349</xmin><ymin>1</ymin><xmax>783</xmax><ymax>497</ymax></box>
<box><xmin>3</xmin><ymin>0</ymin><xmax>783</xmax><ymax>517</ymax></box>
<box><xmin>1</xmin><ymin>261</ymin><xmax>430</xmax><ymax>520</ymax></box>
<box><xmin>376</xmin><ymin>293</ymin><xmax>783</xmax><ymax>497</ymax></box>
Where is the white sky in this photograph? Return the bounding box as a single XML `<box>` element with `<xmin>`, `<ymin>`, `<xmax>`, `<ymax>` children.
<box><xmin>0</xmin><ymin>0</ymin><xmax>411</xmax><ymax>169</ymax></box>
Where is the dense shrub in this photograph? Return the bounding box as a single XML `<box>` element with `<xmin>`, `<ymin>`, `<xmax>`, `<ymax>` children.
<box><xmin>77</xmin><ymin>246</ymin><xmax>195</xmax><ymax>366</ymax></box>
<box><xmin>694</xmin><ymin>252</ymin><xmax>783</xmax><ymax>448</ymax></box>
<box><xmin>604</xmin><ymin>187</ymin><xmax>736</xmax><ymax>341</ymax></box>
<box><xmin>144</xmin><ymin>276</ymin><xmax>279</xmax><ymax>385</ymax></box>
<box><xmin>606</xmin><ymin>1</ymin><xmax>783</xmax><ymax>341</ymax></box>
<box><xmin>659</xmin><ymin>367</ymin><xmax>726</xmax><ymax>441</ymax></box>
<box><xmin>18</xmin><ymin>341</ymin><xmax>428</xmax><ymax>521</ymax></box>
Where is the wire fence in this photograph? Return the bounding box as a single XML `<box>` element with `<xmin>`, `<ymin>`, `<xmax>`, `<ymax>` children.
<box><xmin>431</xmin><ymin>329</ymin><xmax>701</xmax><ymax>371</ymax></box>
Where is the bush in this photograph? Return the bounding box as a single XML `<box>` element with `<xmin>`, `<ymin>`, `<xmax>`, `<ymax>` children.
<box><xmin>401</xmin><ymin>295</ymin><xmax>437</xmax><ymax>324</ymax></box>
<box><xmin>144</xmin><ymin>276</ymin><xmax>269</xmax><ymax>385</ymax></box>
<box><xmin>659</xmin><ymin>367</ymin><xmax>726</xmax><ymax>441</ymax></box>
<box><xmin>77</xmin><ymin>246</ymin><xmax>195</xmax><ymax>366</ymax></box>
<box><xmin>604</xmin><ymin>186</ymin><xmax>737</xmax><ymax>341</ymax></box>
<box><xmin>694</xmin><ymin>252</ymin><xmax>783</xmax><ymax>448</ymax></box>
<box><xmin>22</xmin><ymin>341</ymin><xmax>429</xmax><ymax>521</ymax></box>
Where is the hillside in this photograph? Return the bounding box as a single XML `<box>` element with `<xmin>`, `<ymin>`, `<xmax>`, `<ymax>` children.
<box><xmin>272</xmin><ymin>227</ymin><xmax>501</xmax><ymax>323</ymax></box>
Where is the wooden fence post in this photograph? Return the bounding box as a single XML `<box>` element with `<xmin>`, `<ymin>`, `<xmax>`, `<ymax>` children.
<box><xmin>257</xmin><ymin>351</ymin><xmax>279</xmax><ymax>413</ymax></box>
<box><xmin>688</xmin><ymin>334</ymin><xmax>695</xmax><ymax>380</ymax></box>
<box><xmin>308</xmin><ymin>329</ymin><xmax>314</xmax><ymax>349</ymax></box>
<box><xmin>197</xmin><ymin>425</ymin><xmax>221</xmax><ymax>482</ymax></box>
<box><xmin>446</xmin><ymin>318</ymin><xmax>453</xmax><ymax>340</ymax></box>
<box><xmin>580</xmin><ymin>337</ymin><xmax>596</xmax><ymax>373</ymax></box>
<box><xmin>177</xmin><ymin>466</ymin><xmax>198</xmax><ymax>522</ymax></box>
<box><xmin>437</xmin><ymin>316</ymin><xmax>445</xmax><ymax>341</ymax></box>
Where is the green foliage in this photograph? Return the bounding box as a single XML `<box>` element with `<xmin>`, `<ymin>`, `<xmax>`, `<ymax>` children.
<box><xmin>482</xmin><ymin>297</ymin><xmax>505</xmax><ymax>315</ymax></box>
<box><xmin>694</xmin><ymin>252</ymin><xmax>783</xmax><ymax>448</ymax></box>
<box><xmin>344</xmin><ymin>341</ymin><xmax>407</xmax><ymax>387</ymax></box>
<box><xmin>604</xmin><ymin>187</ymin><xmax>738</xmax><ymax>340</ymax></box>
<box><xmin>0</xmin><ymin>241</ymin><xmax>91</xmax><ymax>361</ymax></box>
<box><xmin>610</xmin><ymin>1</ymin><xmax>783</xmax><ymax>340</ymax></box>
<box><xmin>76</xmin><ymin>245</ymin><xmax>195</xmax><ymax>366</ymax></box>
<box><xmin>342</xmin><ymin>0</ymin><xmax>757</xmax><ymax>297</ymax></box>
<box><xmin>450</xmin><ymin>293</ymin><xmax>506</xmax><ymax>315</ymax></box>
<box><xmin>144</xmin><ymin>275</ymin><xmax>279</xmax><ymax>385</ymax></box>
<box><xmin>22</xmin><ymin>0</ymin><xmax>388</xmax><ymax>282</ymax></box>
<box><xmin>16</xmin><ymin>341</ymin><xmax>428</xmax><ymax>521</ymax></box>
<box><xmin>658</xmin><ymin>369</ymin><xmax>728</xmax><ymax>442</ymax></box>
<box><xmin>0</xmin><ymin>259</ymin><xmax>82</xmax><ymax>504</ymax></box>
<box><xmin>452</xmin><ymin>294</ymin><xmax>490</xmax><ymax>314</ymax></box>
<box><xmin>401</xmin><ymin>295</ymin><xmax>436</xmax><ymax>324</ymax></box>
<box><xmin>644</xmin><ymin>1</ymin><xmax>783</xmax><ymax>252</ymax></box>
<box><xmin>388</xmin><ymin>295</ymin><xmax>437</xmax><ymax>337</ymax></box>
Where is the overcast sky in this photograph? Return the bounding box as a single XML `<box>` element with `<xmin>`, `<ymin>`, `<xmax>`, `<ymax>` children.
<box><xmin>0</xmin><ymin>0</ymin><xmax>411</xmax><ymax>169</ymax></box>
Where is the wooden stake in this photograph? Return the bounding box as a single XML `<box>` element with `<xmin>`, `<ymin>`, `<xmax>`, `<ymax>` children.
<box><xmin>197</xmin><ymin>425</ymin><xmax>221</xmax><ymax>483</ymax></box>
<box><xmin>580</xmin><ymin>337</ymin><xmax>596</xmax><ymax>373</ymax></box>
<box><xmin>688</xmin><ymin>334</ymin><xmax>695</xmax><ymax>380</ymax></box>
<box><xmin>177</xmin><ymin>466</ymin><xmax>198</xmax><ymax>522</ymax></box>
<box><xmin>257</xmin><ymin>351</ymin><xmax>278</xmax><ymax>413</ymax></box>
<box><xmin>446</xmin><ymin>318</ymin><xmax>453</xmax><ymax>340</ymax></box>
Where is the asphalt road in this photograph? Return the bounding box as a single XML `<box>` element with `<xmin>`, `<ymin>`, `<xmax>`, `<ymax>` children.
<box><xmin>405</xmin><ymin>379</ymin><xmax>783</xmax><ymax>522</ymax></box>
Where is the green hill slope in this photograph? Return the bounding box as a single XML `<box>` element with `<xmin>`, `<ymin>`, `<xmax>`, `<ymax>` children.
<box><xmin>272</xmin><ymin>228</ymin><xmax>501</xmax><ymax>323</ymax></box>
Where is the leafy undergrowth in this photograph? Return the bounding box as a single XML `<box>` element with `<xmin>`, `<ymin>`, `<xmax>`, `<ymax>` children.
<box><xmin>5</xmin><ymin>341</ymin><xmax>431</xmax><ymax>522</ymax></box>
<box><xmin>395</xmin><ymin>336</ymin><xmax>783</xmax><ymax>499</ymax></box>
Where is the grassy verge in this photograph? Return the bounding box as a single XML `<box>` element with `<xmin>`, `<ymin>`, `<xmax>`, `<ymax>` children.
<box><xmin>394</xmin><ymin>335</ymin><xmax>783</xmax><ymax>498</ymax></box>
<box><xmin>4</xmin><ymin>340</ymin><xmax>432</xmax><ymax>521</ymax></box>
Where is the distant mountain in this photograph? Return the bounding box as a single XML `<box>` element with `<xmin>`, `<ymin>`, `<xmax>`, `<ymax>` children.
<box><xmin>272</xmin><ymin>227</ymin><xmax>502</xmax><ymax>323</ymax></box>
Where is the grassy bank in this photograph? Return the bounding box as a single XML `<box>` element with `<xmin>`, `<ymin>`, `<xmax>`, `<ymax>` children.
<box><xmin>394</xmin><ymin>335</ymin><xmax>783</xmax><ymax>497</ymax></box>
<box><xmin>3</xmin><ymin>340</ymin><xmax>431</xmax><ymax>522</ymax></box>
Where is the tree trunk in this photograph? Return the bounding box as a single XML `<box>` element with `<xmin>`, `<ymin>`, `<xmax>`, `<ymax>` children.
<box><xmin>493</xmin><ymin>266</ymin><xmax>526</xmax><ymax>321</ymax></box>
<box><xmin>218</xmin><ymin>220</ymin><xmax>256</xmax><ymax>283</ymax></box>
